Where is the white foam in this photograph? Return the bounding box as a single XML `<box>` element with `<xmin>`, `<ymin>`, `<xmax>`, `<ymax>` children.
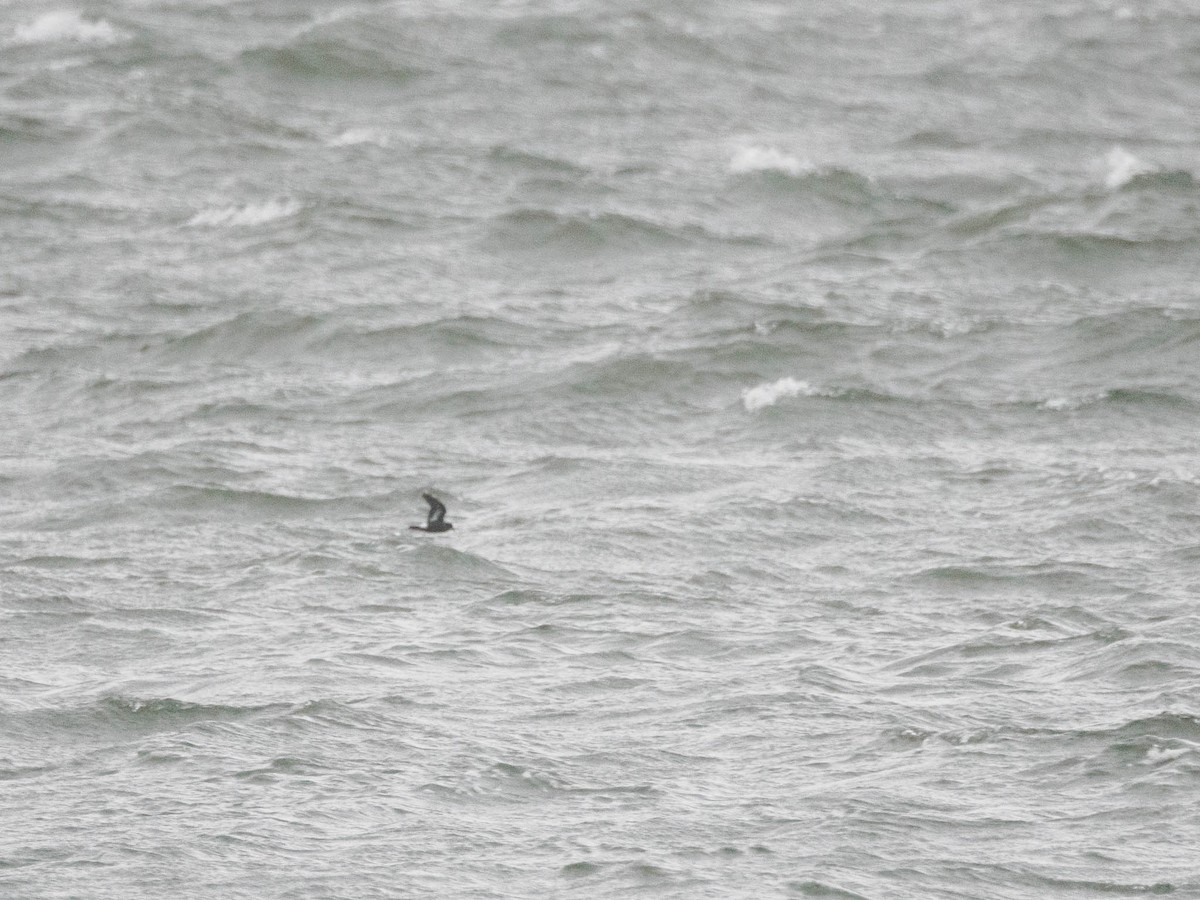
<box><xmin>1102</xmin><ymin>146</ymin><xmax>1154</xmax><ymax>190</ymax></box>
<box><xmin>1040</xmin><ymin>391</ymin><xmax>1108</xmax><ymax>412</ymax></box>
<box><xmin>328</xmin><ymin>128</ymin><xmax>388</xmax><ymax>148</ymax></box>
<box><xmin>730</xmin><ymin>146</ymin><xmax>812</xmax><ymax>178</ymax></box>
<box><xmin>1041</xmin><ymin>396</ymin><xmax>1080</xmax><ymax>412</ymax></box>
<box><xmin>1143</xmin><ymin>744</ymin><xmax>1188</xmax><ymax>766</ymax></box>
<box><xmin>187</xmin><ymin>199</ymin><xmax>301</xmax><ymax>228</ymax></box>
<box><xmin>14</xmin><ymin>11</ymin><xmax>121</xmax><ymax>45</ymax></box>
<box><xmin>928</xmin><ymin>318</ymin><xmax>978</xmax><ymax>338</ymax></box>
<box><xmin>742</xmin><ymin>377</ymin><xmax>817</xmax><ymax>412</ymax></box>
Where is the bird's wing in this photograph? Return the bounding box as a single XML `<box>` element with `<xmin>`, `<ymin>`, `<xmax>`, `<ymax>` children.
<box><xmin>423</xmin><ymin>493</ymin><xmax>447</xmax><ymax>525</ymax></box>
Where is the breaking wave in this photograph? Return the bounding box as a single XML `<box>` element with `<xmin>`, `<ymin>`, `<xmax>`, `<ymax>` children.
<box><xmin>187</xmin><ymin>199</ymin><xmax>302</xmax><ymax>228</ymax></box>
<box><xmin>741</xmin><ymin>377</ymin><xmax>819</xmax><ymax>411</ymax></box>
<box><xmin>12</xmin><ymin>11</ymin><xmax>123</xmax><ymax>45</ymax></box>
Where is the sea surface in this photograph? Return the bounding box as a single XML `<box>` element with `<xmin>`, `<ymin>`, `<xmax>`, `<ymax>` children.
<box><xmin>3</xmin><ymin>1</ymin><xmax>1200</xmax><ymax>897</ymax></box>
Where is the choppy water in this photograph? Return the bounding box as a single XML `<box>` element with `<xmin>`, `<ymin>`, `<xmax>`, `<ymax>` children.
<box><xmin>3</xmin><ymin>2</ymin><xmax>1200</xmax><ymax>897</ymax></box>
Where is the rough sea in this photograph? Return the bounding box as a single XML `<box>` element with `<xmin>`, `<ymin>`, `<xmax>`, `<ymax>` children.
<box><xmin>3</xmin><ymin>1</ymin><xmax>1200</xmax><ymax>897</ymax></box>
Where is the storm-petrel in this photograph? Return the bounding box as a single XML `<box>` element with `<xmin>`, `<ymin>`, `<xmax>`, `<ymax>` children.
<box><xmin>410</xmin><ymin>493</ymin><xmax>453</xmax><ymax>532</ymax></box>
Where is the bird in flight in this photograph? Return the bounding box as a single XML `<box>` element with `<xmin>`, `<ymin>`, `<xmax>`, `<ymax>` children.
<box><xmin>410</xmin><ymin>493</ymin><xmax>453</xmax><ymax>533</ymax></box>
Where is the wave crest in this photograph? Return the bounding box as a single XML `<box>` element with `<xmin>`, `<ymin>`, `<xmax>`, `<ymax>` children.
<box><xmin>729</xmin><ymin>145</ymin><xmax>813</xmax><ymax>177</ymax></box>
<box><xmin>742</xmin><ymin>377</ymin><xmax>817</xmax><ymax>411</ymax></box>
<box><xmin>13</xmin><ymin>11</ymin><xmax>122</xmax><ymax>45</ymax></box>
<box><xmin>328</xmin><ymin>128</ymin><xmax>388</xmax><ymax>148</ymax></box>
<box><xmin>1102</xmin><ymin>146</ymin><xmax>1155</xmax><ymax>191</ymax></box>
<box><xmin>187</xmin><ymin>199</ymin><xmax>301</xmax><ymax>228</ymax></box>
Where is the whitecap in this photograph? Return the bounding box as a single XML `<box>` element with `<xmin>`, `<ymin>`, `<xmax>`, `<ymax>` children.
<box><xmin>1041</xmin><ymin>396</ymin><xmax>1080</xmax><ymax>412</ymax></box>
<box><xmin>187</xmin><ymin>199</ymin><xmax>301</xmax><ymax>228</ymax></box>
<box><xmin>1040</xmin><ymin>391</ymin><xmax>1107</xmax><ymax>411</ymax></box>
<box><xmin>729</xmin><ymin>146</ymin><xmax>812</xmax><ymax>178</ymax></box>
<box><xmin>1143</xmin><ymin>744</ymin><xmax>1189</xmax><ymax>766</ymax></box>
<box><xmin>928</xmin><ymin>318</ymin><xmax>978</xmax><ymax>338</ymax></box>
<box><xmin>14</xmin><ymin>11</ymin><xmax>122</xmax><ymax>45</ymax></box>
<box><xmin>328</xmin><ymin>128</ymin><xmax>388</xmax><ymax>148</ymax></box>
<box><xmin>742</xmin><ymin>377</ymin><xmax>816</xmax><ymax>412</ymax></box>
<box><xmin>1102</xmin><ymin>146</ymin><xmax>1154</xmax><ymax>190</ymax></box>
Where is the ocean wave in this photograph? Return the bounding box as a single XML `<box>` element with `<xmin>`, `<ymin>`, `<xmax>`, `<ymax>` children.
<box><xmin>1074</xmin><ymin>305</ymin><xmax>1200</xmax><ymax>337</ymax></box>
<box><xmin>102</xmin><ymin>695</ymin><xmax>275</xmax><ymax>722</ymax></box>
<box><xmin>1122</xmin><ymin>168</ymin><xmax>1199</xmax><ymax>192</ymax></box>
<box><xmin>912</xmin><ymin>561</ymin><xmax>1122</xmax><ymax>595</ymax></box>
<box><xmin>6</xmin><ymin>553</ymin><xmax>130</xmax><ymax>572</ymax></box>
<box><xmin>0</xmin><ymin>695</ymin><xmax>288</xmax><ymax>738</ymax></box>
<box><xmin>899</xmin><ymin>128</ymin><xmax>974</xmax><ymax>149</ymax></box>
<box><xmin>880</xmin><ymin>703</ymin><xmax>1199</xmax><ymax>760</ymax></box>
<box><xmin>327</xmin><ymin>127</ymin><xmax>388</xmax><ymax>148</ymax></box>
<box><xmin>984</xmin><ymin>230</ymin><xmax>1200</xmax><ymax>273</ymax></box>
<box><xmin>419</xmin><ymin>760</ymin><xmax>570</xmax><ymax>802</ymax></box>
<box><xmin>739</xmin><ymin>376</ymin><xmax>903</xmax><ymax>412</ymax></box>
<box><xmin>0</xmin><ymin>762</ymin><xmax>56</xmax><ymax>782</ymax></box>
<box><xmin>1108</xmin><ymin>712</ymin><xmax>1200</xmax><ymax>741</ymax></box>
<box><xmin>944</xmin><ymin>194</ymin><xmax>1053</xmax><ymax>239</ymax></box>
<box><xmin>1042</xmin><ymin>309</ymin><xmax>1200</xmax><ymax>389</ymax></box>
<box><xmin>741</xmin><ymin>377</ymin><xmax>818</xmax><ymax>411</ymax></box>
<box><xmin>233</xmin><ymin>755</ymin><xmax>332</xmax><ymax>782</ymax></box>
<box><xmin>558</xmin><ymin>352</ymin><xmax>698</xmax><ymax>399</ymax></box>
<box><xmin>1142</xmin><ymin>744</ymin><xmax>1190</xmax><ymax>766</ymax></box>
<box><xmin>1023</xmin><ymin>874</ymin><xmax>1176</xmax><ymax>896</ymax></box>
<box><xmin>1034</xmin><ymin>388</ymin><xmax>1197</xmax><ymax>413</ymax></box>
<box><xmin>120</xmin><ymin>310</ymin><xmax>542</xmax><ymax>374</ymax></box>
<box><xmin>420</xmin><ymin>756</ymin><xmax>658</xmax><ymax>805</ymax></box>
<box><xmin>186</xmin><ymin>199</ymin><xmax>301</xmax><ymax>228</ymax></box>
<box><xmin>489</xmin><ymin>144</ymin><xmax>590</xmax><ymax>176</ymax></box>
<box><xmin>1036</xmin><ymin>393</ymin><xmax>1106</xmax><ymax>412</ymax></box>
<box><xmin>943</xmin><ymin>153</ymin><xmax>1197</xmax><ymax>252</ymax></box>
<box><xmin>729</xmin><ymin>145</ymin><xmax>813</xmax><ymax>177</ymax></box>
<box><xmin>0</xmin><ymin>113</ymin><xmax>78</xmax><ymax>149</ymax></box>
<box><xmin>162</xmin><ymin>485</ymin><xmax>346</xmax><ymax>518</ymax></box>
<box><xmin>406</xmin><ymin>544</ymin><xmax>518</xmax><ymax>582</ymax></box>
<box><xmin>242</xmin><ymin>25</ymin><xmax>427</xmax><ymax>84</ymax></box>
<box><xmin>12</xmin><ymin>11</ymin><xmax>123</xmax><ymax>46</ymax></box>
<box><xmin>483</xmin><ymin>208</ymin><xmax>717</xmax><ymax>254</ymax></box>
<box><xmin>151</xmin><ymin>309</ymin><xmax>327</xmax><ymax>364</ymax></box>
<box><xmin>1101</xmin><ymin>146</ymin><xmax>1155</xmax><ymax>191</ymax></box>
<box><xmin>729</xmin><ymin>159</ymin><xmax>883</xmax><ymax>210</ymax></box>
<box><xmin>1094</xmin><ymin>146</ymin><xmax>1197</xmax><ymax>194</ymax></box>
<box><xmin>787</xmin><ymin>881</ymin><xmax>870</xmax><ymax>900</ymax></box>
<box><xmin>491</xmin><ymin>12</ymin><xmax>610</xmax><ymax>49</ymax></box>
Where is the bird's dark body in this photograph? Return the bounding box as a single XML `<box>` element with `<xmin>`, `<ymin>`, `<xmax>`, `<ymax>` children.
<box><xmin>411</xmin><ymin>493</ymin><xmax>453</xmax><ymax>532</ymax></box>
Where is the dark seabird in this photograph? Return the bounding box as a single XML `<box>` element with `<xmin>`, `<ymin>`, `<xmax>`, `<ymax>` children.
<box><xmin>410</xmin><ymin>493</ymin><xmax>453</xmax><ymax>533</ymax></box>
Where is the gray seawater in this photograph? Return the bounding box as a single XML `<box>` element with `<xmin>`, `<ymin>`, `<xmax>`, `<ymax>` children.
<box><xmin>3</xmin><ymin>1</ymin><xmax>1200</xmax><ymax>897</ymax></box>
